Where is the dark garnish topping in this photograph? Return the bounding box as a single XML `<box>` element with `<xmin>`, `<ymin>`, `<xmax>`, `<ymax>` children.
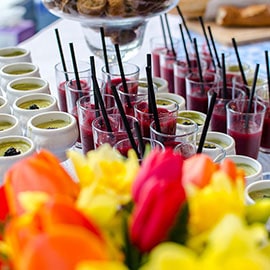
<box><xmin>183</xmin><ymin>121</ymin><xmax>193</xmax><ymax>125</ymax></box>
<box><xmin>47</xmin><ymin>127</ymin><xmax>57</xmax><ymax>129</ymax></box>
<box><xmin>4</xmin><ymin>147</ymin><xmax>21</xmax><ymax>156</ymax></box>
<box><xmin>204</xmin><ymin>143</ymin><xmax>216</xmax><ymax>149</ymax></box>
<box><xmin>28</xmin><ymin>104</ymin><xmax>39</xmax><ymax>110</ymax></box>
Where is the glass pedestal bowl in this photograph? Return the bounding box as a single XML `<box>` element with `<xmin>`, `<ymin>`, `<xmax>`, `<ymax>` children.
<box><xmin>42</xmin><ymin>0</ymin><xmax>179</xmax><ymax>62</ymax></box>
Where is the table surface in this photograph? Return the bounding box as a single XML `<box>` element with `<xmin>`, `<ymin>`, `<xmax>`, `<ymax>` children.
<box><xmin>19</xmin><ymin>14</ymin><xmax>270</xmax><ymax>172</ymax></box>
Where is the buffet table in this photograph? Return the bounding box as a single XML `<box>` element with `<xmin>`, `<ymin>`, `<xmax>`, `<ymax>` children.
<box><xmin>19</xmin><ymin>14</ymin><xmax>270</xmax><ymax>172</ymax></box>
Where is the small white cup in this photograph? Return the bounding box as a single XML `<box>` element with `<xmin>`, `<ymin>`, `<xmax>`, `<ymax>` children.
<box><xmin>197</xmin><ymin>131</ymin><xmax>236</xmax><ymax>156</ymax></box>
<box><xmin>178</xmin><ymin>110</ymin><xmax>206</xmax><ymax>133</ymax></box>
<box><xmin>6</xmin><ymin>77</ymin><xmax>50</xmax><ymax>105</ymax></box>
<box><xmin>0</xmin><ymin>47</ymin><xmax>32</xmax><ymax>68</ymax></box>
<box><xmin>245</xmin><ymin>180</ymin><xmax>270</xmax><ymax>205</ymax></box>
<box><xmin>0</xmin><ymin>113</ymin><xmax>22</xmax><ymax>137</ymax></box>
<box><xmin>26</xmin><ymin>111</ymin><xmax>79</xmax><ymax>161</ymax></box>
<box><xmin>0</xmin><ymin>96</ymin><xmax>11</xmax><ymax>114</ymax></box>
<box><xmin>225</xmin><ymin>155</ymin><xmax>263</xmax><ymax>186</ymax></box>
<box><xmin>0</xmin><ymin>62</ymin><xmax>40</xmax><ymax>91</ymax></box>
<box><xmin>0</xmin><ymin>135</ymin><xmax>36</xmax><ymax>184</ymax></box>
<box><xmin>157</xmin><ymin>92</ymin><xmax>186</xmax><ymax>111</ymax></box>
<box><xmin>13</xmin><ymin>93</ymin><xmax>59</xmax><ymax>133</ymax></box>
<box><xmin>140</xmin><ymin>77</ymin><xmax>169</xmax><ymax>93</ymax></box>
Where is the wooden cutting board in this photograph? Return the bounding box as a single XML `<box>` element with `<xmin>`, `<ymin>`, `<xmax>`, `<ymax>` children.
<box><xmin>185</xmin><ymin>20</ymin><xmax>270</xmax><ymax>46</ymax></box>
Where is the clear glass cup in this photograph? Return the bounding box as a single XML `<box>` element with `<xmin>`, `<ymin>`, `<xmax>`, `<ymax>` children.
<box><xmin>54</xmin><ymin>60</ymin><xmax>91</xmax><ymax>112</ymax></box>
<box><xmin>116</xmin><ymin>79</ymin><xmax>158</xmax><ymax>116</ymax></box>
<box><xmin>185</xmin><ymin>71</ymin><xmax>220</xmax><ymax>114</ymax></box>
<box><xmin>150</xmin><ymin>116</ymin><xmax>198</xmax><ymax>159</ymax></box>
<box><xmin>208</xmin><ymin>86</ymin><xmax>246</xmax><ymax>133</ymax></box>
<box><xmin>134</xmin><ymin>97</ymin><xmax>179</xmax><ymax>138</ymax></box>
<box><xmin>92</xmin><ymin>113</ymin><xmax>138</xmax><ymax>149</ymax></box>
<box><xmin>256</xmin><ymin>84</ymin><xmax>270</xmax><ymax>153</ymax></box>
<box><xmin>113</xmin><ymin>137</ymin><xmax>165</xmax><ymax>161</ymax></box>
<box><xmin>101</xmin><ymin>62</ymin><xmax>140</xmax><ymax>96</ymax></box>
<box><xmin>77</xmin><ymin>93</ymin><xmax>116</xmax><ymax>155</ymax></box>
<box><xmin>226</xmin><ymin>99</ymin><xmax>266</xmax><ymax>159</ymax></box>
<box><xmin>65</xmin><ymin>76</ymin><xmax>93</xmax><ymax>148</ymax></box>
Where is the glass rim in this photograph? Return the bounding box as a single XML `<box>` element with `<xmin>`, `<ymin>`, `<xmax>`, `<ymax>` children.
<box><xmin>226</xmin><ymin>98</ymin><xmax>267</xmax><ymax>115</ymax></box>
<box><xmin>101</xmin><ymin>62</ymin><xmax>140</xmax><ymax>77</ymax></box>
<box><xmin>54</xmin><ymin>60</ymin><xmax>91</xmax><ymax>74</ymax></box>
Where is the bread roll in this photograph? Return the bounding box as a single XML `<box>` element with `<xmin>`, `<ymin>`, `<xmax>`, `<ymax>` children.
<box><xmin>216</xmin><ymin>4</ymin><xmax>270</xmax><ymax>27</ymax></box>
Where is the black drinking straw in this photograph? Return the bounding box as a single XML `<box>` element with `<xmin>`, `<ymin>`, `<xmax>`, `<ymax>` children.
<box><xmin>247</xmin><ymin>64</ymin><xmax>260</xmax><ymax>113</ymax></box>
<box><xmin>232</xmin><ymin>38</ymin><xmax>248</xmax><ymax>86</ymax></box>
<box><xmin>69</xmin><ymin>42</ymin><xmax>82</xmax><ymax>91</ymax></box>
<box><xmin>89</xmin><ymin>56</ymin><xmax>100</xmax><ymax>116</ymax></box>
<box><xmin>55</xmin><ymin>28</ymin><xmax>69</xmax><ymax>81</ymax></box>
<box><xmin>193</xmin><ymin>38</ymin><xmax>204</xmax><ymax>93</ymax></box>
<box><xmin>245</xmin><ymin>64</ymin><xmax>260</xmax><ymax>130</ymax></box>
<box><xmin>111</xmin><ymin>85</ymin><xmax>140</xmax><ymax>158</ymax></box>
<box><xmin>265</xmin><ymin>51</ymin><xmax>270</xmax><ymax>101</ymax></box>
<box><xmin>198</xmin><ymin>16</ymin><xmax>216</xmax><ymax>71</ymax></box>
<box><xmin>164</xmin><ymin>13</ymin><xmax>176</xmax><ymax>57</ymax></box>
<box><xmin>179</xmin><ymin>24</ymin><xmax>191</xmax><ymax>70</ymax></box>
<box><xmin>197</xmin><ymin>91</ymin><xmax>217</xmax><ymax>153</ymax></box>
<box><xmin>100</xmin><ymin>27</ymin><xmax>110</xmax><ymax>73</ymax></box>
<box><xmin>134</xmin><ymin>121</ymin><xmax>145</xmax><ymax>159</ymax></box>
<box><xmin>146</xmin><ymin>66</ymin><xmax>161</xmax><ymax>132</ymax></box>
<box><xmin>90</xmin><ymin>56</ymin><xmax>112</xmax><ymax>132</ymax></box>
<box><xmin>159</xmin><ymin>15</ymin><xmax>168</xmax><ymax>49</ymax></box>
<box><xmin>221</xmin><ymin>53</ymin><xmax>227</xmax><ymax>99</ymax></box>
<box><xmin>176</xmin><ymin>5</ymin><xmax>192</xmax><ymax>43</ymax></box>
<box><xmin>207</xmin><ymin>26</ymin><xmax>221</xmax><ymax>68</ymax></box>
<box><xmin>146</xmin><ymin>54</ymin><xmax>153</xmax><ymax>113</ymax></box>
<box><xmin>114</xmin><ymin>44</ymin><xmax>132</xmax><ymax>108</ymax></box>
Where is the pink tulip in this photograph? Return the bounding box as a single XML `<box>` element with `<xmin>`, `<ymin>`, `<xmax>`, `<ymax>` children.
<box><xmin>130</xmin><ymin>149</ymin><xmax>186</xmax><ymax>252</ymax></box>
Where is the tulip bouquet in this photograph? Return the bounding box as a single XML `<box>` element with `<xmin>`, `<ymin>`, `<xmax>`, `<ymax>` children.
<box><xmin>1</xmin><ymin>144</ymin><xmax>270</xmax><ymax>270</ymax></box>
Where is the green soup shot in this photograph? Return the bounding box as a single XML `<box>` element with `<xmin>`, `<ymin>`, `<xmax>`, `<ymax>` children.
<box><xmin>36</xmin><ymin>120</ymin><xmax>69</xmax><ymax>129</ymax></box>
<box><xmin>236</xmin><ymin>163</ymin><xmax>257</xmax><ymax>176</ymax></box>
<box><xmin>249</xmin><ymin>189</ymin><xmax>270</xmax><ymax>201</ymax></box>
<box><xmin>0</xmin><ymin>141</ymin><xmax>30</xmax><ymax>156</ymax></box>
<box><xmin>178</xmin><ymin>112</ymin><xmax>204</xmax><ymax>126</ymax></box>
<box><xmin>6</xmin><ymin>69</ymin><xmax>34</xmax><ymax>75</ymax></box>
<box><xmin>0</xmin><ymin>121</ymin><xmax>13</xmax><ymax>131</ymax></box>
<box><xmin>11</xmin><ymin>83</ymin><xmax>42</xmax><ymax>91</ymax></box>
<box><xmin>0</xmin><ymin>51</ymin><xmax>25</xmax><ymax>57</ymax></box>
<box><xmin>19</xmin><ymin>99</ymin><xmax>51</xmax><ymax>110</ymax></box>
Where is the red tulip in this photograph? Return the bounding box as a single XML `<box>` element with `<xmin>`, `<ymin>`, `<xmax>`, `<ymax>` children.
<box><xmin>3</xmin><ymin>149</ymin><xmax>79</xmax><ymax>215</ymax></box>
<box><xmin>130</xmin><ymin>149</ymin><xmax>186</xmax><ymax>252</ymax></box>
<box><xmin>132</xmin><ymin>148</ymin><xmax>184</xmax><ymax>202</ymax></box>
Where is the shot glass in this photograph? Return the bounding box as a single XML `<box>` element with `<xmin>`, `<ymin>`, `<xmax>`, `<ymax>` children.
<box><xmin>54</xmin><ymin>60</ymin><xmax>91</xmax><ymax>112</ymax></box>
<box><xmin>113</xmin><ymin>137</ymin><xmax>165</xmax><ymax>161</ymax></box>
<box><xmin>150</xmin><ymin>116</ymin><xmax>198</xmax><ymax>159</ymax></box>
<box><xmin>150</xmin><ymin>36</ymin><xmax>181</xmax><ymax>77</ymax></box>
<box><xmin>186</xmin><ymin>71</ymin><xmax>220</xmax><ymax>113</ymax></box>
<box><xmin>101</xmin><ymin>62</ymin><xmax>140</xmax><ymax>95</ymax></box>
<box><xmin>256</xmin><ymin>84</ymin><xmax>270</xmax><ymax>153</ymax></box>
<box><xmin>226</xmin><ymin>99</ymin><xmax>266</xmax><ymax>159</ymax></box>
<box><xmin>92</xmin><ymin>113</ymin><xmax>138</xmax><ymax>149</ymax></box>
<box><xmin>134</xmin><ymin>97</ymin><xmax>179</xmax><ymax>138</ymax></box>
<box><xmin>159</xmin><ymin>51</ymin><xmax>177</xmax><ymax>94</ymax></box>
<box><xmin>65</xmin><ymin>76</ymin><xmax>92</xmax><ymax>148</ymax></box>
<box><xmin>208</xmin><ymin>86</ymin><xmax>246</xmax><ymax>133</ymax></box>
<box><xmin>173</xmin><ymin>56</ymin><xmax>207</xmax><ymax>99</ymax></box>
<box><xmin>116</xmin><ymin>80</ymin><xmax>157</xmax><ymax>116</ymax></box>
<box><xmin>77</xmin><ymin>93</ymin><xmax>116</xmax><ymax>154</ymax></box>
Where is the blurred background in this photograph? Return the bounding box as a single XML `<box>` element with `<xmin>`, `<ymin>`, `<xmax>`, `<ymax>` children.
<box><xmin>0</xmin><ymin>0</ymin><xmax>58</xmax><ymax>47</ymax></box>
